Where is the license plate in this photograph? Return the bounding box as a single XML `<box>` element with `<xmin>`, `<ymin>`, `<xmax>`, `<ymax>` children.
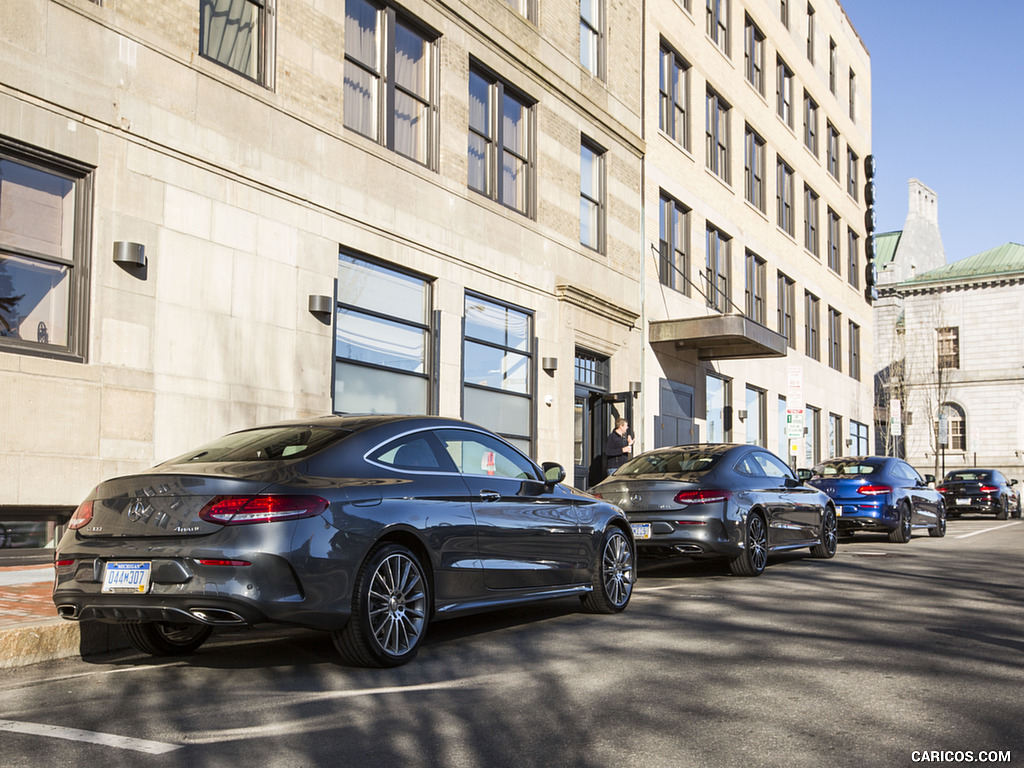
<box><xmin>630</xmin><ymin>522</ymin><xmax>652</xmax><ymax>540</ymax></box>
<box><xmin>835</xmin><ymin>506</ymin><xmax>844</xmax><ymax>516</ymax></box>
<box><xmin>102</xmin><ymin>561</ymin><xmax>152</xmax><ymax>594</ymax></box>
<box><xmin>956</xmin><ymin>498</ymin><xmax>970</xmax><ymax>506</ymax></box>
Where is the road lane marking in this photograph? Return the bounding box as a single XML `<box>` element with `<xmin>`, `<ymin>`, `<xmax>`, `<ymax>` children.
<box><xmin>0</xmin><ymin>719</ymin><xmax>180</xmax><ymax>753</ymax></box>
<box><xmin>954</xmin><ymin>521</ymin><xmax>1021</xmax><ymax>539</ymax></box>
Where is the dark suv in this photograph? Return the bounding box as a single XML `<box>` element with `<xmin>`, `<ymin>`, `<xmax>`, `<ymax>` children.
<box><xmin>937</xmin><ymin>469</ymin><xmax>1021</xmax><ymax>520</ymax></box>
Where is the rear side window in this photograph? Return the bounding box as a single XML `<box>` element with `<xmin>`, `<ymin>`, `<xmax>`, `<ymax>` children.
<box><xmin>435</xmin><ymin>429</ymin><xmax>538</xmax><ymax>480</ymax></box>
<box><xmin>369</xmin><ymin>434</ymin><xmax>451</xmax><ymax>471</ymax></box>
<box><xmin>163</xmin><ymin>427</ymin><xmax>349</xmax><ymax>464</ymax></box>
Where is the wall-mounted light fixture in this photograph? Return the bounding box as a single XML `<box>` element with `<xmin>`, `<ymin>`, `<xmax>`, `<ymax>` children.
<box><xmin>308</xmin><ymin>294</ymin><xmax>333</xmax><ymax>316</ymax></box>
<box><xmin>737</xmin><ymin>410</ymin><xmax>748</xmax><ymax>421</ymax></box>
<box><xmin>541</xmin><ymin>357</ymin><xmax>558</xmax><ymax>373</ymax></box>
<box><xmin>628</xmin><ymin>381</ymin><xmax>642</xmax><ymax>395</ymax></box>
<box><xmin>112</xmin><ymin>241</ymin><xmax>146</xmax><ymax>268</ymax></box>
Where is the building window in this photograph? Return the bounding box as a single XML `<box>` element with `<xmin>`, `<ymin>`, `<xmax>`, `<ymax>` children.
<box><xmin>469</xmin><ymin>65</ymin><xmax>534</xmax><ymax>216</ymax></box>
<box><xmin>804</xmin><ymin>291</ymin><xmax>820</xmax><ymax>361</ymax></box>
<box><xmin>745</xmin><ymin>385</ymin><xmax>766</xmax><ymax>447</ymax></box>
<box><xmin>780</xmin><ymin>0</ymin><xmax>789</xmax><ymax>29</ymax></box>
<box><xmin>744</xmin><ymin>124</ymin><xmax>766</xmax><ymax>211</ymax></box>
<box><xmin>659</xmin><ymin>193</ymin><xmax>690</xmax><ymax>293</ymax></box>
<box><xmin>849</xmin><ymin>69</ymin><xmax>857</xmax><ymax>121</ymax></box>
<box><xmin>827</xmin><ymin>123</ymin><xmax>840</xmax><ymax>179</ymax></box>
<box><xmin>778</xmin><ymin>395</ymin><xmax>789</xmax><ymax>459</ymax></box>
<box><xmin>777</xmin><ymin>157</ymin><xmax>795</xmax><ymax>236</ymax></box>
<box><xmin>705</xmin><ymin>88</ymin><xmax>731</xmax><ymax>181</ymax></box>
<box><xmin>745</xmin><ymin>250</ymin><xmax>766</xmax><ymax>325</ymax></box>
<box><xmin>200</xmin><ymin>0</ymin><xmax>273</xmax><ymax>84</ymax></box>
<box><xmin>848</xmin><ymin>228</ymin><xmax>860</xmax><ymax>288</ymax></box>
<box><xmin>707</xmin><ymin>373</ymin><xmax>732</xmax><ymax>442</ymax></box>
<box><xmin>463</xmin><ymin>294</ymin><xmax>533</xmax><ymax>451</ymax></box>
<box><xmin>829</xmin><ymin>37</ymin><xmax>837</xmax><ymax>94</ymax></box>
<box><xmin>850</xmin><ymin>419</ymin><xmax>869</xmax><ymax>455</ymax></box>
<box><xmin>580</xmin><ymin>138</ymin><xmax>605</xmax><ymax>252</ymax></box>
<box><xmin>829</xmin><ymin>412</ymin><xmax>842</xmax><ymax>457</ymax></box>
<box><xmin>344</xmin><ymin>0</ymin><xmax>436</xmax><ymax>167</ymax></box>
<box><xmin>828</xmin><ymin>306</ymin><xmax>842</xmax><ymax>371</ymax></box>
<box><xmin>777</xmin><ymin>271</ymin><xmax>795</xmax><ymax>349</ymax></box>
<box><xmin>827</xmin><ymin>208</ymin><xmax>841</xmax><ymax>273</ymax></box>
<box><xmin>580</xmin><ymin>0</ymin><xmax>603</xmax><ymax>77</ymax></box>
<box><xmin>335</xmin><ymin>253</ymin><xmax>432</xmax><ymax>415</ymax></box>
<box><xmin>744</xmin><ymin>15</ymin><xmax>765</xmax><ymax>94</ymax></box>
<box><xmin>937</xmin><ymin>327</ymin><xmax>960</xmax><ymax>370</ymax></box>
<box><xmin>504</xmin><ymin>0</ymin><xmax>536</xmax><ymax>22</ymax></box>
<box><xmin>939</xmin><ymin>403</ymin><xmax>966</xmax><ymax>451</ymax></box>
<box><xmin>849</xmin><ymin>321</ymin><xmax>861</xmax><ymax>380</ymax></box>
<box><xmin>806</xmin><ymin>3</ymin><xmax>815</xmax><ymax>62</ymax></box>
<box><xmin>705</xmin><ymin>224</ymin><xmax>731</xmax><ymax>312</ymax></box>
<box><xmin>804</xmin><ymin>185</ymin><xmax>819</xmax><ymax>256</ymax></box>
<box><xmin>803</xmin><ymin>92</ymin><xmax>818</xmax><ymax>155</ymax></box>
<box><xmin>777</xmin><ymin>57</ymin><xmax>793</xmax><ymax>128</ymax></box>
<box><xmin>847</xmin><ymin>149</ymin><xmax>859</xmax><ymax>199</ymax></box>
<box><xmin>659</xmin><ymin>44</ymin><xmax>689</xmax><ymax>148</ymax></box>
<box><xmin>806</xmin><ymin>405</ymin><xmax>821</xmax><ymax>464</ymax></box>
<box><xmin>707</xmin><ymin>0</ymin><xmax>729</xmax><ymax>55</ymax></box>
<box><xmin>0</xmin><ymin>141</ymin><xmax>93</xmax><ymax>361</ymax></box>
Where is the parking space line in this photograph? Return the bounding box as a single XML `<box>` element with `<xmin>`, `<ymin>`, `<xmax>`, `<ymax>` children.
<box><xmin>0</xmin><ymin>719</ymin><xmax>180</xmax><ymax>754</ymax></box>
<box><xmin>953</xmin><ymin>521</ymin><xmax>1022</xmax><ymax>539</ymax></box>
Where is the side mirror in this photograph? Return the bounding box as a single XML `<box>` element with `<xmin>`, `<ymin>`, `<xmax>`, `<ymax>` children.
<box><xmin>542</xmin><ymin>462</ymin><xmax>566</xmax><ymax>487</ymax></box>
<box><xmin>796</xmin><ymin>468</ymin><xmax>812</xmax><ymax>482</ymax></box>
<box><xmin>925</xmin><ymin>474</ymin><xmax>936</xmax><ymax>485</ymax></box>
<box><xmin>1011</xmin><ymin>479</ymin><xmax>1019</xmax><ymax>487</ymax></box>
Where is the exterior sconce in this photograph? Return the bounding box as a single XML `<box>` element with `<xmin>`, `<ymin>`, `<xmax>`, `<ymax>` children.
<box><xmin>628</xmin><ymin>381</ymin><xmax>642</xmax><ymax>396</ymax></box>
<box><xmin>308</xmin><ymin>294</ymin><xmax>333</xmax><ymax>316</ymax></box>
<box><xmin>541</xmin><ymin>357</ymin><xmax>558</xmax><ymax>373</ymax></box>
<box><xmin>737</xmin><ymin>410</ymin><xmax>748</xmax><ymax>421</ymax></box>
<box><xmin>112</xmin><ymin>241</ymin><xmax>146</xmax><ymax>268</ymax></box>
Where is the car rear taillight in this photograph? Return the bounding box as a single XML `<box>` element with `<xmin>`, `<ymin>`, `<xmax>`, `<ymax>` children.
<box><xmin>197</xmin><ymin>559</ymin><xmax>253</xmax><ymax>566</ymax></box>
<box><xmin>67</xmin><ymin>500</ymin><xmax>94</xmax><ymax>530</ymax></box>
<box><xmin>54</xmin><ymin>557</ymin><xmax>75</xmax><ymax>570</ymax></box>
<box><xmin>674</xmin><ymin>489</ymin><xmax>732</xmax><ymax>505</ymax></box>
<box><xmin>857</xmin><ymin>485</ymin><xmax>892</xmax><ymax>496</ymax></box>
<box><xmin>980</xmin><ymin>485</ymin><xmax>999</xmax><ymax>494</ymax></box>
<box><xmin>935</xmin><ymin>485</ymin><xmax>948</xmax><ymax>494</ymax></box>
<box><xmin>199</xmin><ymin>495</ymin><xmax>329</xmax><ymax>525</ymax></box>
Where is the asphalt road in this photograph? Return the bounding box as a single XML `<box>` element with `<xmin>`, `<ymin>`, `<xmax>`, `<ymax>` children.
<box><xmin>2</xmin><ymin>517</ymin><xmax>1021</xmax><ymax>768</ymax></box>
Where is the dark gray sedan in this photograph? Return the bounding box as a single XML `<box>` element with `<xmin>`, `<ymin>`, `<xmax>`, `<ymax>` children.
<box><xmin>53</xmin><ymin>415</ymin><xmax>635</xmax><ymax>666</ymax></box>
<box><xmin>591</xmin><ymin>444</ymin><xmax>837</xmax><ymax>576</ymax></box>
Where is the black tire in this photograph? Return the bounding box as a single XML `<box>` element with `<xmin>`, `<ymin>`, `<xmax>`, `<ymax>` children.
<box><xmin>888</xmin><ymin>504</ymin><xmax>912</xmax><ymax>543</ymax></box>
<box><xmin>332</xmin><ymin>542</ymin><xmax>430</xmax><ymax>668</ymax></box>
<box><xmin>1014</xmin><ymin>501</ymin><xmax>1022</xmax><ymax>520</ymax></box>
<box><xmin>123</xmin><ymin>621</ymin><xmax>213</xmax><ymax>656</ymax></box>
<box><xmin>929</xmin><ymin>505</ymin><xmax>947</xmax><ymax>538</ymax></box>
<box><xmin>729</xmin><ymin>512</ymin><xmax>768</xmax><ymax>577</ymax></box>
<box><xmin>810</xmin><ymin>506</ymin><xmax>838</xmax><ymax>558</ymax></box>
<box><xmin>996</xmin><ymin>499</ymin><xmax>1008</xmax><ymax>520</ymax></box>
<box><xmin>581</xmin><ymin>527</ymin><xmax>635</xmax><ymax>614</ymax></box>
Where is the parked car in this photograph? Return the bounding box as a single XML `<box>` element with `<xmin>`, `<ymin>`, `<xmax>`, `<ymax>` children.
<box><xmin>52</xmin><ymin>415</ymin><xmax>635</xmax><ymax>667</ymax></box>
<box><xmin>802</xmin><ymin>457</ymin><xmax>945</xmax><ymax>542</ymax></box>
<box><xmin>590</xmin><ymin>444</ymin><xmax>837</xmax><ymax>577</ymax></box>
<box><xmin>937</xmin><ymin>469</ymin><xmax>1022</xmax><ymax>520</ymax></box>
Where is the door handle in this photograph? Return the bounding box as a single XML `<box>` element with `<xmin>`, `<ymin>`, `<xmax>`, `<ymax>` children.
<box><xmin>479</xmin><ymin>490</ymin><xmax>501</xmax><ymax>503</ymax></box>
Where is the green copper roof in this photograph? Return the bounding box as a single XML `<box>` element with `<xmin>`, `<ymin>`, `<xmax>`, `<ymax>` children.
<box><xmin>903</xmin><ymin>242</ymin><xmax>1024</xmax><ymax>285</ymax></box>
<box><xmin>873</xmin><ymin>231</ymin><xmax>902</xmax><ymax>270</ymax></box>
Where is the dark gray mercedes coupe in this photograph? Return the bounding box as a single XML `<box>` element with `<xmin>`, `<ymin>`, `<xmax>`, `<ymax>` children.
<box><xmin>53</xmin><ymin>415</ymin><xmax>635</xmax><ymax>666</ymax></box>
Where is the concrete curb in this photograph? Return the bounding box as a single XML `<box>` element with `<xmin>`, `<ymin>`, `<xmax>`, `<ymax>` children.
<box><xmin>0</xmin><ymin>620</ymin><xmax>131</xmax><ymax>669</ymax></box>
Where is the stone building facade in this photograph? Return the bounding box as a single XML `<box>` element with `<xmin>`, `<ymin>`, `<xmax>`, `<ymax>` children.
<box><xmin>0</xmin><ymin>0</ymin><xmax>872</xmax><ymax>556</ymax></box>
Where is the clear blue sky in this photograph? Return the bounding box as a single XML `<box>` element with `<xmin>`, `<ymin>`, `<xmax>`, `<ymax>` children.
<box><xmin>840</xmin><ymin>0</ymin><xmax>1024</xmax><ymax>263</ymax></box>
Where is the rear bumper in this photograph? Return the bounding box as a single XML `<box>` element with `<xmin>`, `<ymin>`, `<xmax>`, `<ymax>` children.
<box><xmin>834</xmin><ymin>501</ymin><xmax>898</xmax><ymax>531</ymax></box>
<box><xmin>630</xmin><ymin>517</ymin><xmax>743</xmax><ymax>560</ymax></box>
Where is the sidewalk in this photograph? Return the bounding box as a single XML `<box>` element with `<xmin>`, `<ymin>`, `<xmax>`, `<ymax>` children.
<box><xmin>0</xmin><ymin>564</ymin><xmax>86</xmax><ymax>668</ymax></box>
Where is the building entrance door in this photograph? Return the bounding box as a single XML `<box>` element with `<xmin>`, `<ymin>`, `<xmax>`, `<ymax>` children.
<box><xmin>654</xmin><ymin>379</ymin><xmax>696</xmax><ymax>448</ymax></box>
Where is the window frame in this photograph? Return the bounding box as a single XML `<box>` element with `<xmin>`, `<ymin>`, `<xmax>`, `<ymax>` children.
<box><xmin>777</xmin><ymin>57</ymin><xmax>793</xmax><ymax>128</ymax></box>
<box><xmin>344</xmin><ymin>0</ymin><xmax>438</xmax><ymax>168</ymax></box>
<box><xmin>804</xmin><ymin>184</ymin><xmax>819</xmax><ymax>257</ymax></box>
<box><xmin>806</xmin><ymin>3</ymin><xmax>815</xmax><ymax>62</ymax></box>
<box><xmin>828</xmin><ymin>306</ymin><xmax>842</xmax><ymax>371</ymax></box>
<box><xmin>0</xmin><ymin>138</ymin><xmax>94</xmax><ymax>363</ymax></box>
<box><xmin>777</xmin><ymin>271</ymin><xmax>795</xmax><ymax>349</ymax></box>
<box><xmin>803</xmin><ymin>91</ymin><xmax>818</xmax><ymax>155</ymax></box>
<box><xmin>804</xmin><ymin>290</ymin><xmax>820</xmax><ymax>361</ymax></box>
<box><xmin>468</xmin><ymin>63</ymin><xmax>536</xmax><ymax>217</ymax></box>
<box><xmin>847</xmin><ymin>148</ymin><xmax>859</xmax><ymax>199</ymax></box>
<box><xmin>199</xmin><ymin>0</ymin><xmax>275</xmax><ymax>86</ymax></box>
<box><xmin>705</xmin><ymin>224</ymin><xmax>731</xmax><ymax>312</ymax></box>
<box><xmin>744</xmin><ymin>124</ymin><xmax>766</xmax><ymax>211</ymax></box>
<box><xmin>849</xmin><ymin>321</ymin><xmax>861</xmax><ymax>380</ymax></box>
<box><xmin>744</xmin><ymin>15</ymin><xmax>765</xmax><ymax>94</ymax></box>
<box><xmin>827</xmin><ymin>122</ymin><xmax>841</xmax><ymax>180</ymax></box>
<box><xmin>937</xmin><ymin>327</ymin><xmax>960</xmax><ymax>370</ymax></box>
<box><xmin>580</xmin><ymin>0</ymin><xmax>605</xmax><ymax>78</ymax></box>
<box><xmin>745</xmin><ymin>250</ymin><xmax>766</xmax><ymax>325</ymax></box>
<box><xmin>580</xmin><ymin>136</ymin><xmax>606</xmax><ymax>253</ymax></box>
<box><xmin>707</xmin><ymin>0</ymin><xmax>730</xmax><ymax>55</ymax></box>
<box><xmin>659</xmin><ymin>43</ymin><xmax>690</xmax><ymax>149</ymax></box>
<box><xmin>659</xmin><ymin>192</ymin><xmax>691</xmax><ymax>294</ymax></box>
<box><xmin>847</xmin><ymin>228</ymin><xmax>860</xmax><ymax>288</ymax></box>
<box><xmin>705</xmin><ymin>87</ymin><xmax>731</xmax><ymax>182</ymax></box>
<box><xmin>827</xmin><ymin>207</ymin><xmax>841</xmax><ymax>274</ymax></box>
<box><xmin>777</xmin><ymin>156</ymin><xmax>795</xmax><ymax>236</ymax></box>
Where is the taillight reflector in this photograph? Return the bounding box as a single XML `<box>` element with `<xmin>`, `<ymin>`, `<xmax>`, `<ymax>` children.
<box><xmin>674</xmin><ymin>489</ymin><xmax>732</xmax><ymax>505</ymax></box>
<box><xmin>197</xmin><ymin>559</ymin><xmax>252</xmax><ymax>567</ymax></box>
<box><xmin>857</xmin><ymin>485</ymin><xmax>892</xmax><ymax>496</ymax></box>
<box><xmin>67</xmin><ymin>500</ymin><xmax>94</xmax><ymax>530</ymax></box>
<box><xmin>199</xmin><ymin>495</ymin><xmax>329</xmax><ymax>525</ymax></box>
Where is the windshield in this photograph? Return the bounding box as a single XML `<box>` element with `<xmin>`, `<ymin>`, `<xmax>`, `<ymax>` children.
<box><xmin>944</xmin><ymin>471</ymin><xmax>991</xmax><ymax>482</ymax></box>
<box><xmin>616</xmin><ymin>449</ymin><xmax>723</xmax><ymax>477</ymax></box>
<box><xmin>162</xmin><ymin>426</ymin><xmax>350</xmax><ymax>464</ymax></box>
<box><xmin>812</xmin><ymin>460</ymin><xmax>883</xmax><ymax>477</ymax></box>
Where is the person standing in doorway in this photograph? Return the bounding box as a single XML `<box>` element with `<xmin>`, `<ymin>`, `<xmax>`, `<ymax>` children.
<box><xmin>604</xmin><ymin>418</ymin><xmax>634</xmax><ymax>475</ymax></box>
